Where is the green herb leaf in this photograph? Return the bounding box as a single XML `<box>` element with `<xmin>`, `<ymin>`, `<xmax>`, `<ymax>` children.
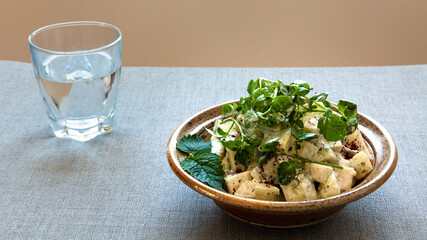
<box><xmin>277</xmin><ymin>160</ymin><xmax>301</xmax><ymax>185</ymax></box>
<box><xmin>247</xmin><ymin>79</ymin><xmax>259</xmax><ymax>94</ymax></box>
<box><xmin>346</xmin><ymin>117</ymin><xmax>358</xmax><ymax>134</ymax></box>
<box><xmin>221</xmin><ymin>104</ymin><xmax>235</xmax><ymax>116</ymax></box>
<box><xmin>180</xmin><ymin>151</ymin><xmax>225</xmax><ymax>191</ymax></box>
<box><xmin>216</xmin><ymin>127</ymin><xmax>227</xmax><ymax>136</ymax></box>
<box><xmin>204</xmin><ymin>128</ymin><xmax>219</xmax><ymax>139</ymax></box>
<box><xmin>234</xmin><ymin>138</ymin><xmax>261</xmax><ymax>168</ymax></box>
<box><xmin>317</xmin><ymin>110</ymin><xmax>348</xmax><ymax>142</ymax></box>
<box><xmin>259</xmin><ymin>137</ymin><xmax>280</xmax><ymax>152</ymax></box>
<box><xmin>273</xmin><ymin>95</ymin><xmax>292</xmax><ymax>110</ymax></box>
<box><xmin>281</xmin><ymin>152</ymin><xmax>343</xmax><ymax>169</ymax></box>
<box><xmin>258</xmin><ymin>152</ymin><xmax>274</xmax><ymax>165</ymax></box>
<box><xmin>310</xmin><ymin>92</ymin><xmax>328</xmax><ymax>102</ymax></box>
<box><xmin>221</xmin><ymin>139</ymin><xmax>243</xmax><ymax>151</ymax></box>
<box><xmin>176</xmin><ymin>134</ymin><xmax>212</xmax><ymax>154</ymax></box>
<box><xmin>322</xmin><ymin>100</ymin><xmax>331</xmax><ymax>108</ymax></box>
<box><xmin>296</xmin><ymin>119</ymin><xmax>304</xmax><ymax>128</ymax></box>
<box><xmin>337</xmin><ymin>100</ymin><xmax>357</xmax><ymax>119</ymax></box>
<box><xmin>235</xmin><ymin>148</ymin><xmax>251</xmax><ymax>168</ymax></box>
<box><xmin>284</xmin><ymin>81</ymin><xmax>311</xmax><ymax>96</ymax></box>
<box><xmin>295</xmin><ymin>132</ymin><xmax>318</xmax><ymax>142</ymax></box>
<box><xmin>244</xmin><ymin>110</ymin><xmax>259</xmax><ymax>128</ymax></box>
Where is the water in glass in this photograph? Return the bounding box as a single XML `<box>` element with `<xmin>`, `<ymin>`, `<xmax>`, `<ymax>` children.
<box><xmin>36</xmin><ymin>52</ymin><xmax>121</xmax><ymax>141</ymax></box>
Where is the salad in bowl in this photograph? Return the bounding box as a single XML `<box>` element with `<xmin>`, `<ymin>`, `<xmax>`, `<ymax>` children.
<box><xmin>176</xmin><ymin>79</ymin><xmax>373</xmax><ymax>202</ymax></box>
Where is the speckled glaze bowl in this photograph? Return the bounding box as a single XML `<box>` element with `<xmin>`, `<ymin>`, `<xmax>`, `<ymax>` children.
<box><xmin>167</xmin><ymin>100</ymin><xmax>398</xmax><ymax>228</ymax></box>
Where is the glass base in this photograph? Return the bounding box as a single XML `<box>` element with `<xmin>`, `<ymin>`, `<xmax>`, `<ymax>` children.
<box><xmin>49</xmin><ymin>116</ymin><xmax>114</xmax><ymax>141</ymax></box>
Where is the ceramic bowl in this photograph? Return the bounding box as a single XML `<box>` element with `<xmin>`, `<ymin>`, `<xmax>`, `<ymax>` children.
<box><xmin>167</xmin><ymin>100</ymin><xmax>398</xmax><ymax>228</ymax></box>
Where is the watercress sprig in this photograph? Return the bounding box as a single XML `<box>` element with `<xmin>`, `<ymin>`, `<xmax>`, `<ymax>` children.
<box><xmin>217</xmin><ymin>78</ymin><xmax>357</xmax><ymax>185</ymax></box>
<box><xmin>224</xmin><ymin>79</ymin><xmax>358</xmax><ymax>143</ymax></box>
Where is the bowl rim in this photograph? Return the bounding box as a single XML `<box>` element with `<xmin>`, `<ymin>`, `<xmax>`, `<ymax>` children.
<box><xmin>167</xmin><ymin>100</ymin><xmax>398</xmax><ymax>212</ymax></box>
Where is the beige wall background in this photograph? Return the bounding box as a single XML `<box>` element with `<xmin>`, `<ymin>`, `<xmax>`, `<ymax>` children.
<box><xmin>1</xmin><ymin>0</ymin><xmax>426</xmax><ymax>67</ymax></box>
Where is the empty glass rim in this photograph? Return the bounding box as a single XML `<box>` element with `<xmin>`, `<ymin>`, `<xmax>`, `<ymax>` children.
<box><xmin>28</xmin><ymin>21</ymin><xmax>122</xmax><ymax>55</ymax></box>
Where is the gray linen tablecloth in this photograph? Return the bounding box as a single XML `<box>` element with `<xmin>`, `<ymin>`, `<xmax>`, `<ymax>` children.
<box><xmin>0</xmin><ymin>60</ymin><xmax>425</xmax><ymax>239</ymax></box>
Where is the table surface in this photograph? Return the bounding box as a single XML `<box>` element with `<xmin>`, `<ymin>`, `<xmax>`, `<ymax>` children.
<box><xmin>0</xmin><ymin>61</ymin><xmax>425</xmax><ymax>239</ymax></box>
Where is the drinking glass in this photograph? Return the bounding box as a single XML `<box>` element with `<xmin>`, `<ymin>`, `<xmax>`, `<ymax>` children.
<box><xmin>29</xmin><ymin>21</ymin><xmax>122</xmax><ymax>141</ymax></box>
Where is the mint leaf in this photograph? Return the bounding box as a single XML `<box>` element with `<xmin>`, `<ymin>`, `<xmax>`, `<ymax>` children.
<box><xmin>180</xmin><ymin>151</ymin><xmax>225</xmax><ymax>191</ymax></box>
<box><xmin>176</xmin><ymin>134</ymin><xmax>211</xmax><ymax>154</ymax></box>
